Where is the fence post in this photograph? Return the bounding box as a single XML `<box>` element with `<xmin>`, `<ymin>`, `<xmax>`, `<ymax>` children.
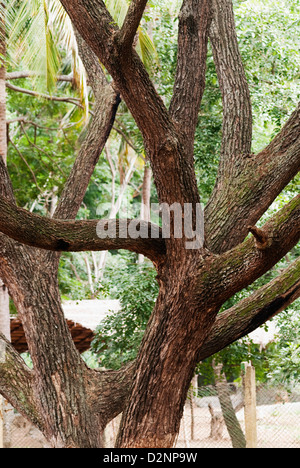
<box><xmin>242</xmin><ymin>362</ymin><xmax>257</xmax><ymax>448</ymax></box>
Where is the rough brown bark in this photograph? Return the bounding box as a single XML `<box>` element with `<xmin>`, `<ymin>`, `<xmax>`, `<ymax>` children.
<box><xmin>0</xmin><ymin>195</ymin><xmax>165</xmax><ymax>263</ymax></box>
<box><xmin>0</xmin><ymin>332</ymin><xmax>42</xmax><ymax>429</ymax></box>
<box><xmin>0</xmin><ymin>6</ymin><xmax>10</xmax><ymax>343</ymax></box>
<box><xmin>209</xmin><ymin>0</ymin><xmax>252</xmax><ymax>174</ymax></box>
<box><xmin>169</xmin><ymin>0</ymin><xmax>212</xmax><ymax>160</ymax></box>
<box><xmin>119</xmin><ymin>0</ymin><xmax>148</xmax><ymax>51</ymax></box>
<box><xmin>116</xmin><ymin>253</ymin><xmax>215</xmax><ymax>448</ymax></box>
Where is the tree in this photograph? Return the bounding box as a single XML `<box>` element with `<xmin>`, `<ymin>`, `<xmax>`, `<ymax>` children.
<box><xmin>0</xmin><ymin>2</ymin><xmax>9</xmax><ymax>342</ymax></box>
<box><xmin>0</xmin><ymin>0</ymin><xmax>299</xmax><ymax>448</ymax></box>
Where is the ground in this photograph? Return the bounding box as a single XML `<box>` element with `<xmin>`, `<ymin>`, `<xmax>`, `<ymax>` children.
<box><xmin>6</xmin><ymin>401</ymin><xmax>300</xmax><ymax>448</ymax></box>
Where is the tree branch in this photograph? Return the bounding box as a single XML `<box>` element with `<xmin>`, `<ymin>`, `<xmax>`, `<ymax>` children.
<box><xmin>119</xmin><ymin>0</ymin><xmax>148</xmax><ymax>51</ymax></box>
<box><xmin>169</xmin><ymin>0</ymin><xmax>212</xmax><ymax>160</ymax></box>
<box><xmin>198</xmin><ymin>256</ymin><xmax>300</xmax><ymax>361</ymax></box>
<box><xmin>205</xmin><ymin>102</ymin><xmax>300</xmax><ymax>254</ymax></box>
<box><xmin>0</xmin><ymin>332</ymin><xmax>43</xmax><ymax>431</ymax></box>
<box><xmin>248</xmin><ymin>225</ymin><xmax>269</xmax><ymax>250</ymax></box>
<box><xmin>209</xmin><ymin>0</ymin><xmax>253</xmax><ymax>174</ymax></box>
<box><xmin>0</xmin><ymin>195</ymin><xmax>166</xmax><ymax>263</ymax></box>
<box><xmin>0</xmin><ymin>155</ymin><xmax>15</xmax><ymax>202</ymax></box>
<box><xmin>209</xmin><ymin>194</ymin><xmax>300</xmax><ymax>306</ymax></box>
<box><xmin>73</xmin><ymin>29</ymin><xmax>108</xmax><ymax>98</ymax></box>
<box><xmin>60</xmin><ymin>0</ymin><xmax>200</xmax><ymax>209</ymax></box>
<box><xmin>88</xmin><ymin>362</ymin><xmax>136</xmax><ymax>426</ymax></box>
<box><xmin>6</xmin><ymin>71</ymin><xmax>73</xmax><ymax>82</ymax></box>
<box><xmin>205</xmin><ymin>2</ymin><xmax>300</xmax><ymax>255</ymax></box>
<box><xmin>6</xmin><ymin>82</ymin><xmax>83</xmax><ymax>107</ymax></box>
<box><xmin>53</xmin><ymin>34</ymin><xmax>121</xmax><ymax>221</ymax></box>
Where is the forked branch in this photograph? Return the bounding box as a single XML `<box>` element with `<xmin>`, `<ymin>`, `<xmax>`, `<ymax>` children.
<box><xmin>60</xmin><ymin>0</ymin><xmax>199</xmax><ymax>209</ymax></box>
<box><xmin>0</xmin><ymin>155</ymin><xmax>15</xmax><ymax>202</ymax></box>
<box><xmin>119</xmin><ymin>0</ymin><xmax>148</xmax><ymax>51</ymax></box>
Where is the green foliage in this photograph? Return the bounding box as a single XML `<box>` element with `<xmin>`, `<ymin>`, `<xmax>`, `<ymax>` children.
<box><xmin>267</xmin><ymin>303</ymin><xmax>300</xmax><ymax>387</ymax></box>
<box><xmin>91</xmin><ymin>262</ymin><xmax>158</xmax><ymax>370</ymax></box>
<box><xmin>197</xmin><ymin>338</ymin><xmax>271</xmax><ymax>386</ymax></box>
<box><xmin>5</xmin><ymin>0</ymin><xmax>88</xmax><ymax>100</ymax></box>
<box><xmin>235</xmin><ymin>0</ymin><xmax>300</xmax><ymax>151</ymax></box>
<box><xmin>7</xmin><ymin>83</ymin><xmax>81</xmax><ymax>210</ymax></box>
<box><xmin>58</xmin><ymin>253</ymin><xmax>90</xmax><ymax>301</ymax></box>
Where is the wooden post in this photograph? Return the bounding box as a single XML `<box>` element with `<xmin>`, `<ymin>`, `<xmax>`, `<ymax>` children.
<box><xmin>243</xmin><ymin>362</ymin><xmax>257</xmax><ymax>448</ymax></box>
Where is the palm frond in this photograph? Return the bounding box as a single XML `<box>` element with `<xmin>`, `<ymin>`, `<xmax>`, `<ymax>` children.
<box><xmin>7</xmin><ymin>0</ymin><xmax>60</xmax><ymax>92</ymax></box>
<box><xmin>136</xmin><ymin>26</ymin><xmax>159</xmax><ymax>72</ymax></box>
<box><xmin>105</xmin><ymin>0</ymin><xmax>129</xmax><ymax>28</ymax></box>
<box><xmin>48</xmin><ymin>0</ymin><xmax>89</xmax><ymax>119</ymax></box>
<box><xmin>5</xmin><ymin>0</ymin><xmax>89</xmax><ymax>119</ymax></box>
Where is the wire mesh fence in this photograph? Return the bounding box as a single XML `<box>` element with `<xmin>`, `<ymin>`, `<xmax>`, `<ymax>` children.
<box><xmin>174</xmin><ymin>382</ymin><xmax>300</xmax><ymax>449</ymax></box>
<box><xmin>2</xmin><ymin>379</ymin><xmax>300</xmax><ymax>448</ymax></box>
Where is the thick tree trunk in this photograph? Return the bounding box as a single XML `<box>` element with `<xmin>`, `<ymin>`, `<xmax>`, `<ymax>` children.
<box><xmin>116</xmin><ymin>253</ymin><xmax>220</xmax><ymax>448</ymax></box>
<box><xmin>3</xmin><ymin>249</ymin><xmax>100</xmax><ymax>447</ymax></box>
<box><xmin>0</xmin><ymin>3</ymin><xmax>9</xmax><ymax>342</ymax></box>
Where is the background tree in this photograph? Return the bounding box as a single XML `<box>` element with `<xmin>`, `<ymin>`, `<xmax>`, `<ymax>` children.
<box><xmin>0</xmin><ymin>0</ymin><xmax>299</xmax><ymax>448</ymax></box>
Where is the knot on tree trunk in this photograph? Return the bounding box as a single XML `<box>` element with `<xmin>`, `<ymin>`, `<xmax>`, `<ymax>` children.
<box><xmin>248</xmin><ymin>225</ymin><xmax>269</xmax><ymax>250</ymax></box>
